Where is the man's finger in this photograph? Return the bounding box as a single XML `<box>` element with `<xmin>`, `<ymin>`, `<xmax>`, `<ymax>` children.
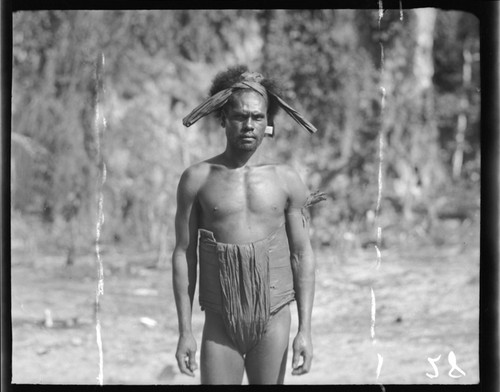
<box><xmin>188</xmin><ymin>350</ymin><xmax>198</xmax><ymax>372</ymax></box>
<box><xmin>291</xmin><ymin>351</ymin><xmax>312</xmax><ymax>375</ymax></box>
<box><xmin>302</xmin><ymin>351</ymin><xmax>313</xmax><ymax>373</ymax></box>
<box><xmin>291</xmin><ymin>362</ymin><xmax>306</xmax><ymax>375</ymax></box>
<box><xmin>182</xmin><ymin>357</ymin><xmax>195</xmax><ymax>377</ymax></box>
<box><xmin>176</xmin><ymin>354</ymin><xmax>195</xmax><ymax>377</ymax></box>
<box><xmin>292</xmin><ymin>347</ymin><xmax>302</xmax><ymax>369</ymax></box>
<box><xmin>292</xmin><ymin>357</ymin><xmax>301</xmax><ymax>370</ymax></box>
<box><xmin>292</xmin><ymin>363</ymin><xmax>309</xmax><ymax>375</ymax></box>
<box><xmin>291</xmin><ymin>350</ymin><xmax>303</xmax><ymax>374</ymax></box>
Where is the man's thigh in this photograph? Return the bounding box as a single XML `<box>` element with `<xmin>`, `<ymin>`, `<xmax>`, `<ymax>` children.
<box><xmin>245</xmin><ymin>304</ymin><xmax>292</xmax><ymax>384</ymax></box>
<box><xmin>200</xmin><ymin>310</ymin><xmax>245</xmax><ymax>384</ymax></box>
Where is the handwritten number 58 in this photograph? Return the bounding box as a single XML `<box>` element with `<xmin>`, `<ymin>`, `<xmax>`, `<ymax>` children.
<box><xmin>426</xmin><ymin>351</ymin><xmax>466</xmax><ymax>379</ymax></box>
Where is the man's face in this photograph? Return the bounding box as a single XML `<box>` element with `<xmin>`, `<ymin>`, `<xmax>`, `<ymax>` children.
<box><xmin>222</xmin><ymin>90</ymin><xmax>268</xmax><ymax>152</ymax></box>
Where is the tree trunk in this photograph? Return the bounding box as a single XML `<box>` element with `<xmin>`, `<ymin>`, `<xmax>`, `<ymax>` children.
<box><xmin>413</xmin><ymin>9</ymin><xmax>437</xmax><ymax>91</ymax></box>
<box><xmin>452</xmin><ymin>42</ymin><xmax>473</xmax><ymax>179</ymax></box>
<box><xmin>410</xmin><ymin>9</ymin><xmax>439</xmax><ymax>220</ymax></box>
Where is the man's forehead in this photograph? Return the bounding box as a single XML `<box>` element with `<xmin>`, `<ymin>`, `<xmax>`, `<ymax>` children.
<box><xmin>226</xmin><ymin>90</ymin><xmax>268</xmax><ymax>111</ymax></box>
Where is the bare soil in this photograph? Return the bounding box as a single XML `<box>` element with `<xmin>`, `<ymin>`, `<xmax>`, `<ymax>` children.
<box><xmin>11</xmin><ymin>230</ymin><xmax>479</xmax><ymax>385</ymax></box>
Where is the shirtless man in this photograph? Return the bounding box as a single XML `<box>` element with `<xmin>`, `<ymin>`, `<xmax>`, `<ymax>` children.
<box><xmin>172</xmin><ymin>66</ymin><xmax>316</xmax><ymax>384</ymax></box>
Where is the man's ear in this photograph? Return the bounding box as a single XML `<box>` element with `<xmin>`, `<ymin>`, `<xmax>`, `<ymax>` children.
<box><xmin>220</xmin><ymin>111</ymin><xmax>226</xmax><ymax>128</ymax></box>
<box><xmin>265</xmin><ymin>118</ymin><xmax>274</xmax><ymax>137</ymax></box>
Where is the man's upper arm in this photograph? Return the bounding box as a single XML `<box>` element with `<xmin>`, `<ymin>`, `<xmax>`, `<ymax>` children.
<box><xmin>174</xmin><ymin>166</ymin><xmax>203</xmax><ymax>253</ymax></box>
<box><xmin>280</xmin><ymin>165</ymin><xmax>311</xmax><ymax>251</ymax></box>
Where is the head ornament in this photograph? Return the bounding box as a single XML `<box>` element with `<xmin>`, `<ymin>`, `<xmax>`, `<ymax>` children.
<box><xmin>182</xmin><ymin>71</ymin><xmax>317</xmax><ymax>134</ymax></box>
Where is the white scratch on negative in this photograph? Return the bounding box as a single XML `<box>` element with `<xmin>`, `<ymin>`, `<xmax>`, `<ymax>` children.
<box><xmin>379</xmin><ymin>43</ymin><xmax>385</xmax><ymax>70</ymax></box>
<box><xmin>96</xmin><ymin>181</ymin><xmax>106</xmax><ymax>297</ymax></box>
<box><xmin>95</xmin><ymin>172</ymin><xmax>106</xmax><ymax>385</ymax></box>
<box><xmin>374</xmin><ymin>227</ymin><xmax>382</xmax><ymax>269</ymax></box>
<box><xmin>96</xmin><ymin>320</ymin><xmax>104</xmax><ymax>384</ymax></box>
<box><xmin>371</xmin><ymin>7</ymin><xmax>392</xmax><ymax>388</ymax></box>
<box><xmin>378</xmin><ymin>0</ymin><xmax>384</xmax><ymax>27</ymax></box>
<box><xmin>375</xmin><ymin>126</ymin><xmax>385</xmax><ymax>216</ymax></box>
<box><xmin>399</xmin><ymin>0</ymin><xmax>404</xmax><ymax>21</ymax></box>
<box><xmin>374</xmin><ymin>245</ymin><xmax>382</xmax><ymax>270</ymax></box>
<box><xmin>376</xmin><ymin>353</ymin><xmax>384</xmax><ymax>379</ymax></box>
<box><xmin>370</xmin><ymin>287</ymin><xmax>377</xmax><ymax>341</ymax></box>
<box><xmin>380</xmin><ymin>86</ymin><xmax>386</xmax><ymax>110</ymax></box>
<box><xmin>94</xmin><ymin>51</ymin><xmax>107</xmax><ymax>386</ymax></box>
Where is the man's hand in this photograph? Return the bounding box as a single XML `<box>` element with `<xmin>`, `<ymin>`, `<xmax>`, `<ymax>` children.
<box><xmin>291</xmin><ymin>330</ymin><xmax>313</xmax><ymax>375</ymax></box>
<box><xmin>175</xmin><ymin>333</ymin><xmax>198</xmax><ymax>377</ymax></box>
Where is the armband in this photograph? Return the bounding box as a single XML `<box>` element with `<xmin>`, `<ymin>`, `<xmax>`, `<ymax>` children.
<box><xmin>290</xmin><ymin>190</ymin><xmax>327</xmax><ymax>227</ymax></box>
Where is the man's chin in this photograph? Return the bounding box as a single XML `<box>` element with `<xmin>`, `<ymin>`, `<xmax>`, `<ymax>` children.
<box><xmin>237</xmin><ymin>142</ymin><xmax>258</xmax><ymax>151</ymax></box>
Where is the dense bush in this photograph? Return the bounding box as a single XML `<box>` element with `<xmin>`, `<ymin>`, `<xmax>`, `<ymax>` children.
<box><xmin>11</xmin><ymin>9</ymin><xmax>480</xmax><ymax>262</ymax></box>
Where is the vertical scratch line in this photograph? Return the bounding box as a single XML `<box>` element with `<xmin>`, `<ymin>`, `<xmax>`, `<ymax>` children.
<box><xmin>96</xmin><ymin>320</ymin><xmax>104</xmax><ymax>384</ymax></box>
<box><xmin>378</xmin><ymin>0</ymin><xmax>384</xmax><ymax>28</ymax></box>
<box><xmin>373</xmin><ymin>9</ymin><xmax>388</xmax><ymax>389</ymax></box>
<box><xmin>380</xmin><ymin>43</ymin><xmax>385</xmax><ymax>71</ymax></box>
<box><xmin>374</xmin><ymin>88</ymin><xmax>385</xmax><ymax>270</ymax></box>
<box><xmin>374</xmin><ymin>245</ymin><xmax>382</xmax><ymax>270</ymax></box>
<box><xmin>375</xmin><ymin>124</ymin><xmax>385</xmax><ymax>216</ymax></box>
<box><xmin>94</xmin><ymin>51</ymin><xmax>106</xmax><ymax>386</ymax></box>
<box><xmin>376</xmin><ymin>353</ymin><xmax>384</xmax><ymax>379</ymax></box>
<box><xmin>370</xmin><ymin>287</ymin><xmax>376</xmax><ymax>341</ymax></box>
<box><xmin>399</xmin><ymin>0</ymin><xmax>404</xmax><ymax>21</ymax></box>
<box><xmin>375</xmin><ymin>227</ymin><xmax>382</xmax><ymax>269</ymax></box>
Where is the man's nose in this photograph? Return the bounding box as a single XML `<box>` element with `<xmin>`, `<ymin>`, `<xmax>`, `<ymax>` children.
<box><xmin>243</xmin><ymin>117</ymin><xmax>254</xmax><ymax>130</ymax></box>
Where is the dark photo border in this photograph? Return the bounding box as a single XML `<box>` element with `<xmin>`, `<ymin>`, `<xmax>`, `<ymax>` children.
<box><xmin>2</xmin><ymin>1</ymin><xmax>498</xmax><ymax>391</ymax></box>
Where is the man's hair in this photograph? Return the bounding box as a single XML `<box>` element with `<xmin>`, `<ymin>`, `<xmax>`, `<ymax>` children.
<box><xmin>208</xmin><ymin>65</ymin><xmax>283</xmax><ymax>124</ymax></box>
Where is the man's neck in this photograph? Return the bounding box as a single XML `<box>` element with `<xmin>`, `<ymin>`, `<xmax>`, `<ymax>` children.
<box><xmin>220</xmin><ymin>148</ymin><xmax>260</xmax><ymax>169</ymax></box>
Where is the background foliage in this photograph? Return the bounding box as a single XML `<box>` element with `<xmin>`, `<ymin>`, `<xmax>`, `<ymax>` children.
<box><xmin>11</xmin><ymin>9</ymin><xmax>480</xmax><ymax>264</ymax></box>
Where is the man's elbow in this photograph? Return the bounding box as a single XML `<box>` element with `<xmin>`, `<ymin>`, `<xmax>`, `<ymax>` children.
<box><xmin>290</xmin><ymin>248</ymin><xmax>315</xmax><ymax>269</ymax></box>
<box><xmin>172</xmin><ymin>245</ymin><xmax>185</xmax><ymax>258</ymax></box>
<box><xmin>172</xmin><ymin>245</ymin><xmax>197</xmax><ymax>272</ymax></box>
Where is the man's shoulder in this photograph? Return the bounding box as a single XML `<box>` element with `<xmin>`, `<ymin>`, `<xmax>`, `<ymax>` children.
<box><xmin>178</xmin><ymin>161</ymin><xmax>212</xmax><ymax>192</ymax></box>
<box><xmin>272</xmin><ymin>163</ymin><xmax>302</xmax><ymax>182</ymax></box>
<box><xmin>272</xmin><ymin>164</ymin><xmax>308</xmax><ymax>203</ymax></box>
<box><xmin>182</xmin><ymin>160</ymin><xmax>211</xmax><ymax>177</ymax></box>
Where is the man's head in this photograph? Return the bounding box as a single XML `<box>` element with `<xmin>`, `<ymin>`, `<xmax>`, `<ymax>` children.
<box><xmin>221</xmin><ymin>90</ymin><xmax>268</xmax><ymax>152</ymax></box>
<box><xmin>209</xmin><ymin>65</ymin><xmax>283</xmax><ymax>128</ymax></box>
<box><xmin>182</xmin><ymin>65</ymin><xmax>317</xmax><ymax>135</ymax></box>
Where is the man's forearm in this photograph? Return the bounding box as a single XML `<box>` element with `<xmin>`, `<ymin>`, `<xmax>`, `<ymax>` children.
<box><xmin>291</xmin><ymin>248</ymin><xmax>316</xmax><ymax>332</ymax></box>
<box><xmin>172</xmin><ymin>248</ymin><xmax>197</xmax><ymax>335</ymax></box>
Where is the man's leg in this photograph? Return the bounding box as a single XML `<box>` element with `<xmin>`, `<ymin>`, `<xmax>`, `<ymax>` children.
<box><xmin>244</xmin><ymin>304</ymin><xmax>291</xmax><ymax>384</ymax></box>
<box><xmin>200</xmin><ymin>310</ymin><xmax>245</xmax><ymax>384</ymax></box>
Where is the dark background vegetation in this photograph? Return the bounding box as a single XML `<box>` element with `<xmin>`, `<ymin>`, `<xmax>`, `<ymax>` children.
<box><xmin>10</xmin><ymin>8</ymin><xmax>481</xmax><ymax>384</ymax></box>
<box><xmin>11</xmin><ymin>9</ymin><xmax>480</xmax><ymax>260</ymax></box>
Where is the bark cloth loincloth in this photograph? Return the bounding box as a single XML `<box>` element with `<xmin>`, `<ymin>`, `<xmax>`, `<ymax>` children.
<box><xmin>198</xmin><ymin>224</ymin><xmax>295</xmax><ymax>355</ymax></box>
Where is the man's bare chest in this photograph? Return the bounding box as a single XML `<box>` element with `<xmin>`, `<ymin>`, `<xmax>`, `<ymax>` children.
<box><xmin>197</xmin><ymin>166</ymin><xmax>288</xmax><ymax>218</ymax></box>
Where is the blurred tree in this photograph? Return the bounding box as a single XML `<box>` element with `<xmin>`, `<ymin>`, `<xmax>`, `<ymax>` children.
<box><xmin>433</xmin><ymin>11</ymin><xmax>480</xmax><ymax>182</ymax></box>
<box><xmin>258</xmin><ymin>9</ymin><xmax>382</xmax><ymax>246</ymax></box>
<box><xmin>374</xmin><ymin>9</ymin><xmax>446</xmax><ymax>225</ymax></box>
<box><xmin>12</xmin><ymin>10</ymin><xmax>265</xmax><ymax>262</ymax></box>
<box><xmin>256</xmin><ymin>8</ymin><xmax>479</xmax><ymax>246</ymax></box>
<box><xmin>11</xmin><ymin>9</ymin><xmax>480</xmax><ymax>259</ymax></box>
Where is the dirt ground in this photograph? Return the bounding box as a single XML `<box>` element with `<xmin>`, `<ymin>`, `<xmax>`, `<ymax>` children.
<box><xmin>10</xmin><ymin>225</ymin><xmax>479</xmax><ymax>385</ymax></box>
